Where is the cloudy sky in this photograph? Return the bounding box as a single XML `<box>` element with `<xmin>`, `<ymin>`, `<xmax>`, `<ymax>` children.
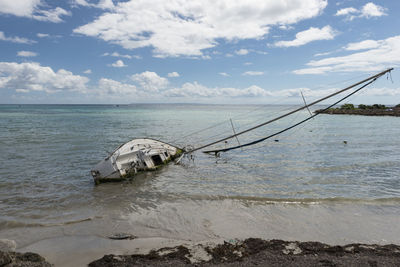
<box><xmin>0</xmin><ymin>0</ymin><xmax>399</xmax><ymax>104</ymax></box>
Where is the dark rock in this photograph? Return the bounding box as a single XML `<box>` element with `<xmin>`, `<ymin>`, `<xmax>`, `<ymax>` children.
<box><xmin>0</xmin><ymin>250</ymin><xmax>52</xmax><ymax>267</ymax></box>
<box><xmin>88</xmin><ymin>238</ymin><xmax>400</xmax><ymax>266</ymax></box>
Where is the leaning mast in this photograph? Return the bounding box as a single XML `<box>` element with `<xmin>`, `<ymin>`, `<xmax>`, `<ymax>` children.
<box><xmin>186</xmin><ymin>68</ymin><xmax>393</xmax><ymax>154</ymax></box>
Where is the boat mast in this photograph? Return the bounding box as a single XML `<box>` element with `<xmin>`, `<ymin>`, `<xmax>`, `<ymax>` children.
<box><xmin>188</xmin><ymin>68</ymin><xmax>393</xmax><ymax>153</ymax></box>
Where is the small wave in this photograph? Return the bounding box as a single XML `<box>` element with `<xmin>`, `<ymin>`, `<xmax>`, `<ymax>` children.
<box><xmin>166</xmin><ymin>193</ymin><xmax>400</xmax><ymax>205</ymax></box>
<box><xmin>0</xmin><ymin>216</ymin><xmax>97</xmax><ymax>229</ymax></box>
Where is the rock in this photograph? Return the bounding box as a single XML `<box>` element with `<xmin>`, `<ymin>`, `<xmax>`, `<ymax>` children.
<box><xmin>0</xmin><ymin>251</ymin><xmax>13</xmax><ymax>266</ymax></box>
<box><xmin>0</xmin><ymin>239</ymin><xmax>16</xmax><ymax>252</ymax></box>
<box><xmin>89</xmin><ymin>238</ymin><xmax>400</xmax><ymax>266</ymax></box>
<box><xmin>0</xmin><ymin>250</ymin><xmax>53</xmax><ymax>267</ymax></box>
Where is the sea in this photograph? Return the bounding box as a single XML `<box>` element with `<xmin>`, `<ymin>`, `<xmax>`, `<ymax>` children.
<box><xmin>0</xmin><ymin>104</ymin><xmax>400</xmax><ymax>264</ymax></box>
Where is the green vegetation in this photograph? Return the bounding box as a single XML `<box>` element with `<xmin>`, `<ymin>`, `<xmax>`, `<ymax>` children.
<box><xmin>315</xmin><ymin>103</ymin><xmax>400</xmax><ymax>117</ymax></box>
<box><xmin>340</xmin><ymin>104</ymin><xmax>355</xmax><ymax>110</ymax></box>
<box><xmin>339</xmin><ymin>104</ymin><xmax>389</xmax><ymax>110</ymax></box>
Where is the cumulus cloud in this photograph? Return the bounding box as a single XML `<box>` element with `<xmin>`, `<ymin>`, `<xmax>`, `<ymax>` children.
<box><xmin>102</xmin><ymin>52</ymin><xmax>135</xmax><ymax>59</ymax></box>
<box><xmin>17</xmin><ymin>51</ymin><xmax>37</xmax><ymax>57</ymax></box>
<box><xmin>242</xmin><ymin>71</ymin><xmax>264</xmax><ymax>76</ymax></box>
<box><xmin>0</xmin><ymin>62</ymin><xmax>89</xmax><ymax>93</ymax></box>
<box><xmin>274</xmin><ymin>26</ymin><xmax>337</xmax><ymax>47</ymax></box>
<box><xmin>110</xmin><ymin>60</ymin><xmax>126</xmax><ymax>67</ymax></box>
<box><xmin>335</xmin><ymin>7</ymin><xmax>358</xmax><ymax>17</ymax></box>
<box><xmin>235</xmin><ymin>49</ymin><xmax>249</xmax><ymax>56</ymax></box>
<box><xmin>162</xmin><ymin>82</ymin><xmax>335</xmax><ymax>99</ymax></box>
<box><xmin>361</xmin><ymin>2</ymin><xmax>387</xmax><ymax>18</ymax></box>
<box><xmin>167</xmin><ymin>72</ymin><xmax>180</xmax><ymax>78</ymax></box>
<box><xmin>96</xmin><ymin>78</ymin><xmax>137</xmax><ymax>96</ymax></box>
<box><xmin>74</xmin><ymin>0</ymin><xmax>327</xmax><ymax>57</ymax></box>
<box><xmin>0</xmin><ymin>0</ymin><xmax>70</xmax><ymax>22</ymax></box>
<box><xmin>0</xmin><ymin>31</ymin><xmax>35</xmax><ymax>44</ymax></box>
<box><xmin>335</xmin><ymin>2</ymin><xmax>386</xmax><ymax>21</ymax></box>
<box><xmin>131</xmin><ymin>71</ymin><xmax>169</xmax><ymax>92</ymax></box>
<box><xmin>74</xmin><ymin>0</ymin><xmax>114</xmax><ymax>10</ymax></box>
<box><xmin>293</xmin><ymin>35</ymin><xmax>400</xmax><ymax>74</ymax></box>
<box><xmin>0</xmin><ymin>0</ymin><xmax>40</xmax><ymax>17</ymax></box>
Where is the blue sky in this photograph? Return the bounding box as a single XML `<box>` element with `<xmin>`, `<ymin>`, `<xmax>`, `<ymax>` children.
<box><xmin>0</xmin><ymin>0</ymin><xmax>399</xmax><ymax>104</ymax></box>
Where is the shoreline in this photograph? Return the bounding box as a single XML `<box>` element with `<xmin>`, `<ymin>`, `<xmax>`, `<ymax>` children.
<box><xmin>3</xmin><ymin>237</ymin><xmax>400</xmax><ymax>266</ymax></box>
<box><xmin>315</xmin><ymin>107</ymin><xmax>400</xmax><ymax>117</ymax></box>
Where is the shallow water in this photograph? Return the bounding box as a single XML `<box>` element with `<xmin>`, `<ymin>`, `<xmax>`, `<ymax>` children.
<box><xmin>0</xmin><ymin>104</ymin><xmax>400</xmax><ymax>249</ymax></box>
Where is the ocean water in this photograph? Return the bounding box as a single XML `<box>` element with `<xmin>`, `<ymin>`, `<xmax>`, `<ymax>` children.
<box><xmin>0</xmin><ymin>104</ymin><xmax>400</xmax><ymax>252</ymax></box>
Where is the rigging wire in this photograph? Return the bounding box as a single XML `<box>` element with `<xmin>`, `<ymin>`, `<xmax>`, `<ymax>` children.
<box><xmin>173</xmin><ymin>68</ymin><xmax>393</xmax><ymax>151</ymax></box>
<box><xmin>203</xmin><ymin>77</ymin><xmax>379</xmax><ymax>154</ymax></box>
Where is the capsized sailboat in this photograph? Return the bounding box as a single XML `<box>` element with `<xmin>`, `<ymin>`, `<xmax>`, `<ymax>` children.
<box><xmin>91</xmin><ymin>138</ymin><xmax>183</xmax><ymax>184</ymax></box>
<box><xmin>91</xmin><ymin>68</ymin><xmax>393</xmax><ymax>184</ymax></box>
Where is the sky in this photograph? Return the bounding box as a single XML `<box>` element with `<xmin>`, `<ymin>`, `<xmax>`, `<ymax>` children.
<box><xmin>0</xmin><ymin>0</ymin><xmax>399</xmax><ymax>104</ymax></box>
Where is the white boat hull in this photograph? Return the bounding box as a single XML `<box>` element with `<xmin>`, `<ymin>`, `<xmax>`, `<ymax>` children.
<box><xmin>91</xmin><ymin>138</ymin><xmax>182</xmax><ymax>184</ymax></box>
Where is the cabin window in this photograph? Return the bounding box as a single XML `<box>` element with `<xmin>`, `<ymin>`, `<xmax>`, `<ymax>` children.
<box><xmin>151</xmin><ymin>155</ymin><xmax>163</xmax><ymax>165</ymax></box>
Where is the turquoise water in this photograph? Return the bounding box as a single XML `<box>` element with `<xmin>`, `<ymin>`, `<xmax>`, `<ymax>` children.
<box><xmin>0</xmin><ymin>104</ymin><xmax>400</xmax><ymax>248</ymax></box>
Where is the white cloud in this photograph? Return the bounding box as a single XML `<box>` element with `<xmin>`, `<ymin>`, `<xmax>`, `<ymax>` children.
<box><xmin>131</xmin><ymin>71</ymin><xmax>169</xmax><ymax>92</ymax></box>
<box><xmin>314</xmin><ymin>51</ymin><xmax>332</xmax><ymax>57</ymax></box>
<box><xmin>275</xmin><ymin>26</ymin><xmax>337</xmax><ymax>47</ymax></box>
<box><xmin>361</xmin><ymin>2</ymin><xmax>387</xmax><ymax>18</ymax></box>
<box><xmin>359</xmin><ymin>87</ymin><xmax>400</xmax><ymax>97</ymax></box>
<box><xmin>279</xmin><ymin>25</ymin><xmax>294</xmax><ymax>30</ymax></box>
<box><xmin>335</xmin><ymin>2</ymin><xmax>386</xmax><ymax>21</ymax></box>
<box><xmin>293</xmin><ymin>35</ymin><xmax>400</xmax><ymax>74</ymax></box>
<box><xmin>37</xmin><ymin>33</ymin><xmax>49</xmax><ymax>38</ymax></box>
<box><xmin>0</xmin><ymin>0</ymin><xmax>70</xmax><ymax>22</ymax></box>
<box><xmin>102</xmin><ymin>52</ymin><xmax>134</xmax><ymax>59</ymax></box>
<box><xmin>344</xmin><ymin>40</ymin><xmax>381</xmax><ymax>51</ymax></box>
<box><xmin>83</xmin><ymin>69</ymin><xmax>92</xmax><ymax>74</ymax></box>
<box><xmin>235</xmin><ymin>49</ymin><xmax>249</xmax><ymax>56</ymax></box>
<box><xmin>17</xmin><ymin>51</ymin><xmax>37</xmax><ymax>57</ymax></box>
<box><xmin>110</xmin><ymin>60</ymin><xmax>126</xmax><ymax>67</ymax></box>
<box><xmin>0</xmin><ymin>0</ymin><xmax>40</xmax><ymax>17</ymax></box>
<box><xmin>0</xmin><ymin>31</ymin><xmax>36</xmax><ymax>44</ymax></box>
<box><xmin>74</xmin><ymin>0</ymin><xmax>114</xmax><ymax>10</ymax></box>
<box><xmin>242</xmin><ymin>71</ymin><xmax>264</xmax><ymax>76</ymax></box>
<box><xmin>219</xmin><ymin>72</ymin><xmax>230</xmax><ymax>77</ymax></box>
<box><xmin>164</xmin><ymin>82</ymin><xmax>400</xmax><ymax>100</ymax></box>
<box><xmin>167</xmin><ymin>72</ymin><xmax>180</xmax><ymax>78</ymax></box>
<box><xmin>74</xmin><ymin>0</ymin><xmax>327</xmax><ymax>57</ymax></box>
<box><xmin>32</xmin><ymin>7</ymin><xmax>71</xmax><ymax>23</ymax></box>
<box><xmin>0</xmin><ymin>62</ymin><xmax>89</xmax><ymax>93</ymax></box>
<box><xmin>96</xmin><ymin>78</ymin><xmax>137</xmax><ymax>96</ymax></box>
<box><xmin>162</xmin><ymin>82</ymin><xmax>334</xmax><ymax>99</ymax></box>
<box><xmin>335</xmin><ymin>7</ymin><xmax>358</xmax><ymax>17</ymax></box>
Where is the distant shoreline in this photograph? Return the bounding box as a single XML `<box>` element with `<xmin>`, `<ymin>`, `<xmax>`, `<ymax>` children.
<box><xmin>316</xmin><ymin>104</ymin><xmax>400</xmax><ymax>117</ymax></box>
